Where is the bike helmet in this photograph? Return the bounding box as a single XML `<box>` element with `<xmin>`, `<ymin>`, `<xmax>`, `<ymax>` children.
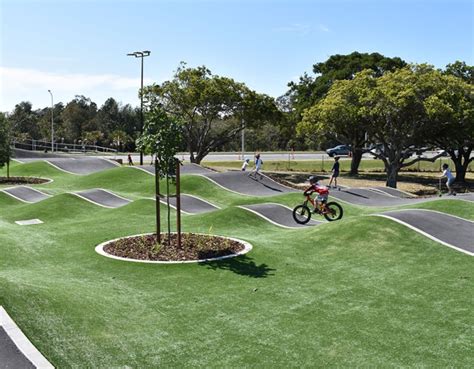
<box><xmin>308</xmin><ymin>175</ymin><xmax>318</xmax><ymax>184</ymax></box>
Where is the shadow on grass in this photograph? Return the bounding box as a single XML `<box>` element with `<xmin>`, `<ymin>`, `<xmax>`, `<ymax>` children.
<box><xmin>200</xmin><ymin>255</ymin><xmax>275</xmax><ymax>278</ymax></box>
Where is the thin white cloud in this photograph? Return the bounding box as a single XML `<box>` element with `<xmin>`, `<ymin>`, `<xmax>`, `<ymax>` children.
<box><xmin>0</xmin><ymin>67</ymin><xmax>153</xmax><ymax>111</ymax></box>
<box><xmin>318</xmin><ymin>24</ymin><xmax>330</xmax><ymax>32</ymax></box>
<box><xmin>273</xmin><ymin>23</ymin><xmax>311</xmax><ymax>36</ymax></box>
<box><xmin>0</xmin><ymin>66</ymin><xmax>151</xmax><ymax>91</ymax></box>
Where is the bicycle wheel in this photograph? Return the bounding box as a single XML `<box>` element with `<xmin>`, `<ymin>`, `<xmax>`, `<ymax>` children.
<box><xmin>323</xmin><ymin>202</ymin><xmax>343</xmax><ymax>221</ymax></box>
<box><xmin>293</xmin><ymin>204</ymin><xmax>312</xmax><ymax>224</ymax></box>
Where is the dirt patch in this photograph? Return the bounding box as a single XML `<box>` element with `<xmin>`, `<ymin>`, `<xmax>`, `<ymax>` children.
<box><xmin>0</xmin><ymin>176</ymin><xmax>49</xmax><ymax>185</ymax></box>
<box><xmin>104</xmin><ymin>233</ymin><xmax>246</xmax><ymax>262</ymax></box>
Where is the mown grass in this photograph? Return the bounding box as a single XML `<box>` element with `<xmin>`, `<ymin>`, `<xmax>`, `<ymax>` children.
<box><xmin>204</xmin><ymin>157</ymin><xmax>473</xmax><ymax>174</ymax></box>
<box><xmin>0</xmin><ymin>161</ymin><xmax>473</xmax><ymax>367</ymax></box>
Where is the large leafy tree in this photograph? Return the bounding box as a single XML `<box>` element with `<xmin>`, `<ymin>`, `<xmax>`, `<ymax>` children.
<box><xmin>8</xmin><ymin>101</ymin><xmax>40</xmax><ymax>140</ymax></box>
<box><xmin>424</xmin><ymin>70</ymin><xmax>474</xmax><ymax>182</ymax></box>
<box><xmin>299</xmin><ymin>70</ymin><xmax>375</xmax><ymax>175</ymax></box>
<box><xmin>286</xmin><ymin>52</ymin><xmax>407</xmax><ymax>121</ymax></box>
<box><xmin>364</xmin><ymin>65</ymin><xmax>448</xmax><ymax>188</ymax></box>
<box><xmin>0</xmin><ymin>113</ymin><xmax>12</xmax><ymax>178</ymax></box>
<box><xmin>142</xmin><ymin>63</ymin><xmax>279</xmax><ymax>163</ymax></box>
<box><xmin>61</xmin><ymin>95</ymin><xmax>98</xmax><ymax>141</ymax></box>
<box><xmin>444</xmin><ymin>61</ymin><xmax>474</xmax><ymax>84</ymax></box>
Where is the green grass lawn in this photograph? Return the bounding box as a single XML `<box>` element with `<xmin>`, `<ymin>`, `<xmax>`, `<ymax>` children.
<box><xmin>0</xmin><ymin>162</ymin><xmax>473</xmax><ymax>367</ymax></box>
<box><xmin>204</xmin><ymin>157</ymin><xmax>473</xmax><ymax>174</ymax></box>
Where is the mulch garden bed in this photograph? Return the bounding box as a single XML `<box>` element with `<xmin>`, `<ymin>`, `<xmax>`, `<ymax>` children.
<box><xmin>104</xmin><ymin>233</ymin><xmax>245</xmax><ymax>262</ymax></box>
<box><xmin>0</xmin><ymin>176</ymin><xmax>49</xmax><ymax>185</ymax></box>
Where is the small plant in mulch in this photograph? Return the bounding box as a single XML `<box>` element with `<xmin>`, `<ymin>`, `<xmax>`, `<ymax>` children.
<box><xmin>104</xmin><ymin>233</ymin><xmax>245</xmax><ymax>262</ymax></box>
<box><xmin>0</xmin><ymin>176</ymin><xmax>49</xmax><ymax>185</ymax></box>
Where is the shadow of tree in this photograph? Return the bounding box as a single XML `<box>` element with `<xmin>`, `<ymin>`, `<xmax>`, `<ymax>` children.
<box><xmin>199</xmin><ymin>255</ymin><xmax>275</xmax><ymax>278</ymax></box>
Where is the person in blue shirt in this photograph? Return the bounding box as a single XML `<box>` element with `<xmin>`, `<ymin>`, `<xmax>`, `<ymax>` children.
<box><xmin>248</xmin><ymin>153</ymin><xmax>263</xmax><ymax>179</ymax></box>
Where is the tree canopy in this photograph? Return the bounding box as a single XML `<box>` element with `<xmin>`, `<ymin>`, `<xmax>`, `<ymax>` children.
<box><xmin>142</xmin><ymin>63</ymin><xmax>280</xmax><ymax>163</ymax></box>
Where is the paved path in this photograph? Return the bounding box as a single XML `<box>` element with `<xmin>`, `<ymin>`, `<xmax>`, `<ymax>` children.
<box><xmin>134</xmin><ymin>163</ymin><xmax>214</xmax><ymax>176</ymax></box>
<box><xmin>377</xmin><ymin>209</ymin><xmax>474</xmax><ymax>255</ymax></box>
<box><xmin>0</xmin><ymin>327</ymin><xmax>35</xmax><ymax>369</ymax></box>
<box><xmin>202</xmin><ymin>171</ymin><xmax>296</xmax><ymax>197</ymax></box>
<box><xmin>74</xmin><ymin>189</ymin><xmax>131</xmax><ymax>208</ymax></box>
<box><xmin>1</xmin><ymin>186</ymin><xmax>50</xmax><ymax>203</ymax></box>
<box><xmin>239</xmin><ymin>203</ymin><xmax>322</xmax><ymax>228</ymax></box>
<box><xmin>46</xmin><ymin>158</ymin><xmax>119</xmax><ymax>175</ymax></box>
<box><xmin>370</xmin><ymin>186</ymin><xmax>416</xmax><ymax>198</ymax></box>
<box><xmin>159</xmin><ymin>194</ymin><xmax>219</xmax><ymax>214</ymax></box>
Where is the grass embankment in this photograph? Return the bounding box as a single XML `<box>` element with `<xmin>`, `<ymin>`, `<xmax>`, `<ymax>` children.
<box><xmin>0</xmin><ymin>161</ymin><xmax>473</xmax><ymax>367</ymax></box>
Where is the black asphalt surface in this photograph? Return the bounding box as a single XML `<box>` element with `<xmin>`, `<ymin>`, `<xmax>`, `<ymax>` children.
<box><xmin>0</xmin><ymin>327</ymin><xmax>35</xmax><ymax>369</ymax></box>
<box><xmin>2</xmin><ymin>186</ymin><xmax>49</xmax><ymax>203</ymax></box>
<box><xmin>203</xmin><ymin>171</ymin><xmax>297</xmax><ymax>196</ymax></box>
<box><xmin>241</xmin><ymin>203</ymin><xmax>322</xmax><ymax>228</ymax></box>
<box><xmin>13</xmin><ymin>148</ymin><xmax>74</xmax><ymax>160</ymax></box>
<box><xmin>330</xmin><ymin>188</ymin><xmax>427</xmax><ymax>206</ymax></box>
<box><xmin>160</xmin><ymin>194</ymin><xmax>219</xmax><ymax>214</ymax></box>
<box><xmin>75</xmin><ymin>189</ymin><xmax>131</xmax><ymax>208</ymax></box>
<box><xmin>47</xmin><ymin>157</ymin><xmax>118</xmax><ymax>174</ymax></box>
<box><xmin>135</xmin><ymin>163</ymin><xmax>214</xmax><ymax>175</ymax></box>
<box><xmin>371</xmin><ymin>186</ymin><xmax>415</xmax><ymax>198</ymax></box>
<box><xmin>380</xmin><ymin>210</ymin><xmax>474</xmax><ymax>254</ymax></box>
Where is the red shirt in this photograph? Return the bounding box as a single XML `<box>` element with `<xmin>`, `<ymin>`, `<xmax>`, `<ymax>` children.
<box><xmin>304</xmin><ymin>183</ymin><xmax>329</xmax><ymax>196</ymax></box>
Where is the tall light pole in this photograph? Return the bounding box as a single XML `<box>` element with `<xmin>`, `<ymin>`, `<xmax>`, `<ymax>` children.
<box><xmin>47</xmin><ymin>89</ymin><xmax>54</xmax><ymax>152</ymax></box>
<box><xmin>127</xmin><ymin>50</ymin><xmax>151</xmax><ymax>165</ymax></box>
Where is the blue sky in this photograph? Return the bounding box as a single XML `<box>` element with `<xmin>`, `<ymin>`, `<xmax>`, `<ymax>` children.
<box><xmin>0</xmin><ymin>0</ymin><xmax>472</xmax><ymax>112</ymax></box>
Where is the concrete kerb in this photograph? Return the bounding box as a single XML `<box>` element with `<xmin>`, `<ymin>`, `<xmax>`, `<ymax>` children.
<box><xmin>372</xmin><ymin>214</ymin><xmax>474</xmax><ymax>256</ymax></box>
<box><xmin>95</xmin><ymin>233</ymin><xmax>253</xmax><ymax>264</ymax></box>
<box><xmin>0</xmin><ymin>306</ymin><xmax>54</xmax><ymax>369</ymax></box>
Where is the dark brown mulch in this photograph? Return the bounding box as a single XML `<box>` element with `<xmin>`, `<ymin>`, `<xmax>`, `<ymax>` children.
<box><xmin>104</xmin><ymin>233</ymin><xmax>245</xmax><ymax>262</ymax></box>
<box><xmin>0</xmin><ymin>176</ymin><xmax>49</xmax><ymax>185</ymax></box>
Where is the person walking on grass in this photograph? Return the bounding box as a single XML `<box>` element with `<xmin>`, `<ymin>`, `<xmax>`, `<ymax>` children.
<box><xmin>440</xmin><ymin>163</ymin><xmax>456</xmax><ymax>196</ymax></box>
<box><xmin>127</xmin><ymin>153</ymin><xmax>134</xmax><ymax>166</ymax></box>
<box><xmin>248</xmin><ymin>153</ymin><xmax>263</xmax><ymax>179</ymax></box>
<box><xmin>328</xmin><ymin>156</ymin><xmax>340</xmax><ymax>189</ymax></box>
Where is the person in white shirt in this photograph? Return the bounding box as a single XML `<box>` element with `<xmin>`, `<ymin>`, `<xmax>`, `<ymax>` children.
<box><xmin>440</xmin><ymin>163</ymin><xmax>456</xmax><ymax>196</ymax></box>
<box><xmin>241</xmin><ymin>158</ymin><xmax>250</xmax><ymax>171</ymax></box>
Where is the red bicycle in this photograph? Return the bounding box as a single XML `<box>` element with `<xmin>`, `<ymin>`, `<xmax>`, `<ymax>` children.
<box><xmin>292</xmin><ymin>193</ymin><xmax>343</xmax><ymax>224</ymax></box>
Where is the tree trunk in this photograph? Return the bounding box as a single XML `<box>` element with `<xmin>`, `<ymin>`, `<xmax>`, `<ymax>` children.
<box><xmin>166</xmin><ymin>172</ymin><xmax>171</xmax><ymax>246</ymax></box>
<box><xmin>7</xmin><ymin>160</ymin><xmax>10</xmax><ymax>179</ymax></box>
<box><xmin>451</xmin><ymin>148</ymin><xmax>472</xmax><ymax>182</ymax></box>
<box><xmin>176</xmin><ymin>160</ymin><xmax>181</xmax><ymax>249</ymax></box>
<box><xmin>154</xmin><ymin>158</ymin><xmax>161</xmax><ymax>243</ymax></box>
<box><xmin>385</xmin><ymin>163</ymin><xmax>399</xmax><ymax>188</ymax></box>
<box><xmin>349</xmin><ymin>148</ymin><xmax>363</xmax><ymax>176</ymax></box>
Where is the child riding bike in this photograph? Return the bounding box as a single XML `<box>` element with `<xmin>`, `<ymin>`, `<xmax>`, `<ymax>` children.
<box><xmin>304</xmin><ymin>176</ymin><xmax>330</xmax><ymax>213</ymax></box>
<box><xmin>292</xmin><ymin>176</ymin><xmax>343</xmax><ymax>223</ymax></box>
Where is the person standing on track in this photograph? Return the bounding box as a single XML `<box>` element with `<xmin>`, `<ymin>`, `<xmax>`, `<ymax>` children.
<box><xmin>248</xmin><ymin>153</ymin><xmax>263</xmax><ymax>179</ymax></box>
<box><xmin>440</xmin><ymin>163</ymin><xmax>456</xmax><ymax>196</ymax></box>
<box><xmin>328</xmin><ymin>156</ymin><xmax>340</xmax><ymax>189</ymax></box>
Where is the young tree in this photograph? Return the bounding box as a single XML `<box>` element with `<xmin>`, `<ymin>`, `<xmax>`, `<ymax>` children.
<box><xmin>136</xmin><ymin>107</ymin><xmax>183</xmax><ymax>244</ymax></box>
<box><xmin>142</xmin><ymin>63</ymin><xmax>279</xmax><ymax>163</ymax></box>
<box><xmin>0</xmin><ymin>113</ymin><xmax>12</xmax><ymax>179</ymax></box>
